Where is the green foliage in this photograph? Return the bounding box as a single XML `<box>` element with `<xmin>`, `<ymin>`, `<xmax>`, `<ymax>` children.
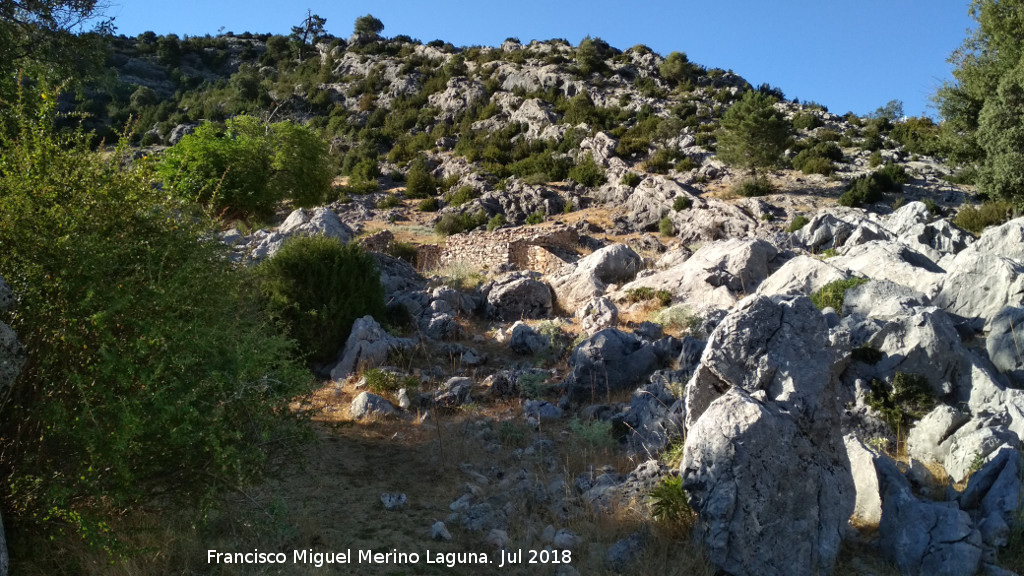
<box><xmin>487</xmin><ymin>213</ymin><xmax>507</xmax><ymax>231</ymax></box>
<box><xmin>659</xmin><ymin>216</ymin><xmax>675</xmax><ymax>237</ymax></box>
<box><xmin>625</xmin><ymin>286</ymin><xmax>657</xmax><ymax>303</ymax></box>
<box><xmin>568</xmin><ymin>418</ymin><xmax>617</xmax><ymax>449</ymax></box>
<box><xmin>159</xmin><ymin>116</ymin><xmax>333</xmax><ymax>220</ymax></box>
<box><xmin>0</xmin><ymin>97</ymin><xmax>311</xmax><ymax>542</ymax></box>
<box><xmin>788</xmin><ymin>215</ymin><xmax>810</xmax><ymax>232</ymax></box>
<box><xmin>869</xmin><ymin>151</ymin><xmax>883</xmax><ymax>167</ymax></box>
<box><xmin>732</xmin><ymin>175</ymin><xmax>775</xmax><ymax>197</ymax></box>
<box><xmin>793</xmin><ymin>154</ymin><xmax>834</xmax><ymax>175</ymax></box>
<box><xmin>839</xmin><ymin>165</ymin><xmax>906</xmax><ymax>207</ymax></box>
<box><xmin>417</xmin><ymin>197</ymin><xmax>440</xmax><ymax>212</ymax></box>
<box><xmin>575</xmin><ymin>36</ymin><xmax>607</xmax><ymax>77</ymax></box>
<box><xmin>648</xmin><ymin>476</ymin><xmax>692</xmax><ymax>524</ymax></box>
<box><xmin>660</xmin><ymin>52</ymin><xmax>699</xmax><ymax>86</ymax></box>
<box><xmin>891</xmin><ymin>116</ymin><xmax>942</xmax><ymax>156</ymax></box>
<box><xmin>865</xmin><ymin>372</ymin><xmax>936</xmax><ymax>431</ymax></box>
<box><xmin>526</xmin><ymin>211</ymin><xmax>545</xmax><ymax>225</ymax></box>
<box><xmin>354</xmin><ymin>14</ymin><xmax>385</xmax><ymax>37</ymax></box>
<box><xmin>434</xmin><ymin>210</ymin><xmax>487</xmax><ymax>235</ymax></box>
<box><xmin>621</xmin><ymin>172</ymin><xmax>643</xmax><ymax>187</ymax></box>
<box><xmin>792</xmin><ymin>112</ymin><xmax>823</xmax><ymax>130</ymax></box>
<box><xmin>376</xmin><ymin>194</ymin><xmax>402</xmax><ymax>209</ymax></box>
<box><xmin>404</xmin><ymin>161</ymin><xmax>437</xmax><ymax>198</ymax></box>
<box><xmin>363</xmin><ymin>368</ymin><xmax>417</xmax><ymax>395</ymax></box>
<box><xmin>953</xmin><ymin>201</ymin><xmax>1014</xmax><ymax>235</ymax></box>
<box><xmin>810</xmin><ymin>277</ymin><xmax>869</xmax><ymax>311</ymax></box>
<box><xmin>651</xmin><ymin>305</ymin><xmax>702</xmax><ymax>336</ymax></box>
<box><xmin>716</xmin><ymin>90</ymin><xmax>793</xmax><ymax>173</ymax></box>
<box><xmin>673</xmin><ymin>196</ymin><xmax>693</xmax><ymax>211</ymax></box>
<box><xmin>446</xmin><ymin>185</ymin><xmax>479</xmax><ymax>207</ymax></box>
<box><xmin>568</xmin><ymin>152</ymin><xmax>607</xmax><ymax>187</ymax></box>
<box><xmin>256</xmin><ymin>236</ymin><xmax>385</xmax><ymax>364</ymax></box>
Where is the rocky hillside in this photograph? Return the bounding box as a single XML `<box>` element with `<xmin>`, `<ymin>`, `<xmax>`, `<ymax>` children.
<box><xmin>34</xmin><ymin>27</ymin><xmax>1024</xmax><ymax>576</ymax></box>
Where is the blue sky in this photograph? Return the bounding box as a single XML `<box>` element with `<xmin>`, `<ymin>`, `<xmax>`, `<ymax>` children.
<box><xmin>106</xmin><ymin>1</ymin><xmax>975</xmax><ymax>119</ymax></box>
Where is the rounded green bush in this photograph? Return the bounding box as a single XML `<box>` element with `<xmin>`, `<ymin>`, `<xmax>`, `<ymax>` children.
<box><xmin>256</xmin><ymin>236</ymin><xmax>385</xmax><ymax>364</ymax></box>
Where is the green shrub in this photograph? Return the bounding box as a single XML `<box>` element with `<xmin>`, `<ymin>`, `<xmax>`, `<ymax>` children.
<box><xmin>625</xmin><ymin>286</ymin><xmax>663</xmax><ymax>303</ymax></box>
<box><xmin>447</xmin><ymin>185</ymin><xmax>479</xmax><ymax>207</ymax></box>
<box><xmin>659</xmin><ymin>216</ymin><xmax>675</xmax><ymax>237</ymax></box>
<box><xmin>376</xmin><ymin>194</ymin><xmax>402</xmax><ymax>209</ymax></box>
<box><xmin>716</xmin><ymin>90</ymin><xmax>793</xmax><ymax>173</ymax></box>
<box><xmin>732</xmin><ymin>175</ymin><xmax>775</xmax><ymax>197</ymax></box>
<box><xmin>568</xmin><ymin>418</ymin><xmax>617</xmax><ymax>449</ymax></box>
<box><xmin>385</xmin><ymin>241</ymin><xmax>418</xmax><ymax>266</ymax></box>
<box><xmin>788</xmin><ymin>215</ymin><xmax>810</xmax><ymax>232</ymax></box>
<box><xmin>621</xmin><ymin>171</ymin><xmax>643</xmax><ymax>187</ymax></box>
<box><xmin>953</xmin><ymin>201</ymin><xmax>1013</xmax><ymax>235</ymax></box>
<box><xmin>404</xmin><ymin>162</ymin><xmax>437</xmax><ymax>198</ymax></box>
<box><xmin>525</xmin><ymin>211</ymin><xmax>545</xmax><ymax>225</ymax></box>
<box><xmin>435</xmin><ymin>210</ymin><xmax>487</xmax><ymax>235</ymax></box>
<box><xmin>487</xmin><ymin>213</ymin><xmax>507</xmax><ymax>231</ymax></box>
<box><xmin>363</xmin><ymin>368</ymin><xmax>417</xmax><ymax>395</ymax></box>
<box><xmin>256</xmin><ymin>236</ymin><xmax>385</xmax><ymax>364</ymax></box>
<box><xmin>839</xmin><ymin>167</ymin><xmax>904</xmax><ymax>207</ymax></box>
<box><xmin>654</xmin><ymin>290</ymin><xmax>673</xmax><ymax>307</ymax></box>
<box><xmin>673</xmin><ymin>196</ymin><xmax>693</xmax><ymax>211</ymax></box>
<box><xmin>674</xmin><ymin>156</ymin><xmax>698</xmax><ymax>172</ymax></box>
<box><xmin>0</xmin><ymin>101</ymin><xmax>311</xmax><ymax>543</ymax></box>
<box><xmin>865</xmin><ymin>372</ymin><xmax>936</xmax><ymax>431</ymax></box>
<box><xmin>417</xmin><ymin>197</ymin><xmax>440</xmax><ymax>212</ymax></box>
<box><xmin>648</xmin><ymin>476</ymin><xmax>692</xmax><ymax>524</ymax></box>
<box><xmin>868</xmin><ymin>151</ymin><xmax>883</xmax><ymax>167</ymax></box>
<box><xmin>159</xmin><ymin>116</ymin><xmax>332</xmax><ymax>220</ymax></box>
<box><xmin>817</xmin><ymin>129</ymin><xmax>841</xmax><ymax>142</ymax></box>
<box><xmin>569</xmin><ymin>152</ymin><xmax>607</xmax><ymax>187</ymax></box>
<box><xmin>792</xmin><ymin>112</ymin><xmax>823</xmax><ymax>130</ymax></box>
<box><xmin>810</xmin><ymin>277</ymin><xmax>869</xmax><ymax>311</ymax></box>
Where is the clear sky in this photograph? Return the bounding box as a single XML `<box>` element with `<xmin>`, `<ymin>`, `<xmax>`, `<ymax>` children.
<box><xmin>105</xmin><ymin>1</ymin><xmax>975</xmax><ymax>119</ymax></box>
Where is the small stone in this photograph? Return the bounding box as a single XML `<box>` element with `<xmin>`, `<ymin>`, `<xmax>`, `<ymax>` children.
<box><xmin>431</xmin><ymin>521</ymin><xmax>452</xmax><ymax>541</ymax></box>
<box><xmin>380</xmin><ymin>493</ymin><xmax>407</xmax><ymax>511</ymax></box>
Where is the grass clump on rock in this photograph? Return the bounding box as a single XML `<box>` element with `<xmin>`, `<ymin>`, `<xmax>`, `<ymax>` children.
<box><xmin>810</xmin><ymin>277</ymin><xmax>869</xmax><ymax>311</ymax></box>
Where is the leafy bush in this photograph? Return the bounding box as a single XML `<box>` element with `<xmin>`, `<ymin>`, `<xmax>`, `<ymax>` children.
<box><xmin>716</xmin><ymin>90</ymin><xmax>792</xmax><ymax>174</ymax></box>
<box><xmin>797</xmin><ymin>155</ymin><xmax>834</xmax><ymax>175</ymax></box>
<box><xmin>673</xmin><ymin>196</ymin><xmax>693</xmax><ymax>211</ymax></box>
<box><xmin>526</xmin><ymin>211</ymin><xmax>545</xmax><ymax>225</ymax></box>
<box><xmin>625</xmin><ymin>286</ymin><xmax>656</xmax><ymax>303</ymax></box>
<box><xmin>376</xmin><ymin>194</ymin><xmax>402</xmax><ymax>209</ymax></box>
<box><xmin>363</xmin><ymin>368</ymin><xmax>417</xmax><ymax>395</ymax></box>
<box><xmin>487</xmin><ymin>213</ymin><xmax>507</xmax><ymax>231</ymax></box>
<box><xmin>865</xmin><ymin>372</ymin><xmax>936</xmax><ymax>432</ymax></box>
<box><xmin>953</xmin><ymin>201</ymin><xmax>1013</xmax><ymax>235</ymax></box>
<box><xmin>787</xmin><ymin>215</ymin><xmax>810</xmax><ymax>232</ymax></box>
<box><xmin>404</xmin><ymin>162</ymin><xmax>437</xmax><ymax>198</ymax></box>
<box><xmin>732</xmin><ymin>175</ymin><xmax>775</xmax><ymax>197</ymax></box>
<box><xmin>868</xmin><ymin>151</ymin><xmax>883</xmax><ymax>167</ymax></box>
<box><xmin>839</xmin><ymin>166</ymin><xmax>905</xmax><ymax>207</ymax></box>
<box><xmin>159</xmin><ymin>116</ymin><xmax>333</xmax><ymax>220</ymax></box>
<box><xmin>0</xmin><ymin>100</ymin><xmax>311</xmax><ymax>543</ymax></box>
<box><xmin>659</xmin><ymin>216</ymin><xmax>675</xmax><ymax>237</ymax></box>
<box><xmin>256</xmin><ymin>236</ymin><xmax>385</xmax><ymax>363</ymax></box>
<box><xmin>792</xmin><ymin>112</ymin><xmax>823</xmax><ymax>130</ymax></box>
<box><xmin>447</xmin><ymin>185</ymin><xmax>479</xmax><ymax>207</ymax></box>
<box><xmin>621</xmin><ymin>171</ymin><xmax>643</xmax><ymax>187</ymax></box>
<box><xmin>810</xmin><ymin>277</ymin><xmax>869</xmax><ymax>311</ymax></box>
<box><xmin>568</xmin><ymin>418</ymin><xmax>617</xmax><ymax>449</ymax></box>
<box><xmin>568</xmin><ymin>152</ymin><xmax>607</xmax><ymax>187</ymax></box>
<box><xmin>417</xmin><ymin>197</ymin><xmax>440</xmax><ymax>212</ymax></box>
<box><xmin>435</xmin><ymin>210</ymin><xmax>487</xmax><ymax>235</ymax></box>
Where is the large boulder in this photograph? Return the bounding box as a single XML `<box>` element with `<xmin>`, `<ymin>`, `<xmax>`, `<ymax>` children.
<box><xmin>845</xmin><ymin>435</ymin><xmax>883</xmax><ymax>525</ymax></box>
<box><xmin>329</xmin><ymin>316</ymin><xmax>415</xmax><ymax>380</ymax></box>
<box><xmin>612</xmin><ymin>380</ymin><xmax>684</xmax><ymax>456</ymax></box>
<box><xmin>562</xmin><ymin>329</ymin><xmax>663</xmax><ymax>401</ymax></box>
<box><xmin>875</xmin><ymin>457</ymin><xmax>982</xmax><ymax>575</ymax></box>
<box><xmin>986</xmin><ymin>306</ymin><xmax>1024</xmax><ymax>384</ymax></box>
<box><xmin>617</xmin><ymin>239</ymin><xmax>779</xmax><ymax>311</ymax></box>
<box><xmin>756</xmin><ymin>255</ymin><xmax>850</xmax><ymax>298</ymax></box>
<box><xmin>548</xmin><ymin>244</ymin><xmax>642</xmax><ymax>310</ymax></box>
<box><xmin>934</xmin><ymin>244</ymin><xmax>1024</xmax><ymax>330</ymax></box>
<box><xmin>350</xmin><ymin>391</ymin><xmax>399</xmax><ymax>419</ymax></box>
<box><xmin>794</xmin><ymin>209</ymin><xmax>894</xmax><ymax>253</ymax></box>
<box><xmin>829</xmin><ymin>240</ymin><xmax>946</xmax><ymax>298</ymax></box>
<box><xmin>681</xmin><ymin>296</ymin><xmax>853</xmax><ymax>576</ymax></box>
<box><xmin>865</xmin><ymin>307</ymin><xmax>966</xmax><ymax>397</ymax></box>
<box><xmin>575</xmin><ymin>297</ymin><xmax>619</xmax><ymax>335</ymax></box>
<box><xmin>841</xmin><ymin>279</ymin><xmax>928</xmax><ymax>321</ymax></box>
<box><xmin>682</xmin><ymin>390</ymin><xmax>853</xmax><ymax>576</ymax></box>
<box><xmin>481</xmin><ymin>272</ymin><xmax>554</xmax><ymax>321</ymax></box>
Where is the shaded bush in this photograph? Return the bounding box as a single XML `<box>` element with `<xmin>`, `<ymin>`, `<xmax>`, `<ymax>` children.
<box><xmin>487</xmin><ymin>213</ymin><xmax>507</xmax><ymax>231</ymax></box>
<box><xmin>792</xmin><ymin>112</ymin><xmax>823</xmax><ymax>130</ymax></box>
<box><xmin>621</xmin><ymin>171</ymin><xmax>643</xmax><ymax>187</ymax></box>
<box><xmin>733</xmin><ymin>175</ymin><xmax>775</xmax><ymax>197</ymax></box>
<box><xmin>435</xmin><ymin>210</ymin><xmax>487</xmax><ymax>235</ymax></box>
<box><xmin>673</xmin><ymin>196</ymin><xmax>692</xmax><ymax>211</ymax></box>
<box><xmin>417</xmin><ymin>197</ymin><xmax>440</xmax><ymax>212</ymax></box>
<box><xmin>839</xmin><ymin>166</ymin><xmax>905</xmax><ymax>207</ymax></box>
<box><xmin>0</xmin><ymin>100</ymin><xmax>311</xmax><ymax>544</ymax></box>
<box><xmin>865</xmin><ymin>372</ymin><xmax>936</xmax><ymax>431</ymax></box>
<box><xmin>256</xmin><ymin>236</ymin><xmax>385</xmax><ymax>364</ymax></box>
<box><xmin>787</xmin><ymin>215</ymin><xmax>810</xmax><ymax>233</ymax></box>
<box><xmin>568</xmin><ymin>152</ymin><xmax>607</xmax><ymax>187</ymax></box>
<box><xmin>953</xmin><ymin>201</ymin><xmax>1013</xmax><ymax>235</ymax></box>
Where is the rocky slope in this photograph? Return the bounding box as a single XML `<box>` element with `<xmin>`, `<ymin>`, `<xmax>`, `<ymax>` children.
<box><xmin>91</xmin><ymin>31</ymin><xmax>1024</xmax><ymax>575</ymax></box>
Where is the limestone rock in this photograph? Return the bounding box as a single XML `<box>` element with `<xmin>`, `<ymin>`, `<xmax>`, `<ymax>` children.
<box><xmin>562</xmin><ymin>329</ymin><xmax>662</xmax><ymax>401</ymax></box>
<box><xmin>329</xmin><ymin>316</ymin><xmax>415</xmax><ymax>380</ymax></box>
<box><xmin>986</xmin><ymin>306</ymin><xmax>1024</xmax><ymax>384</ymax></box>
<box><xmin>549</xmin><ymin>244</ymin><xmax>642</xmax><ymax>310</ymax></box>
<box><xmin>508</xmin><ymin>322</ymin><xmax>550</xmax><ymax>355</ymax></box>
<box><xmin>875</xmin><ymin>457</ymin><xmax>982</xmax><ymax>575</ymax></box>
<box><xmin>757</xmin><ymin>255</ymin><xmax>850</xmax><ymax>298</ymax></box>
<box><xmin>350</xmin><ymin>391</ymin><xmax>398</xmax><ymax>419</ymax></box>
<box><xmin>575</xmin><ymin>297</ymin><xmax>618</xmax><ymax>335</ymax></box>
<box><xmin>482</xmin><ymin>272</ymin><xmax>554</xmax><ymax>321</ymax></box>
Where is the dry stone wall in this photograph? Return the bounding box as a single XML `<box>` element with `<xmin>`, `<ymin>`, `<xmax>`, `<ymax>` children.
<box><xmin>415</xmin><ymin>224</ymin><xmax>580</xmax><ymax>274</ymax></box>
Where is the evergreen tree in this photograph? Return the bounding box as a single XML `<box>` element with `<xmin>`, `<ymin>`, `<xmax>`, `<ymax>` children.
<box><xmin>715</xmin><ymin>91</ymin><xmax>793</xmax><ymax>174</ymax></box>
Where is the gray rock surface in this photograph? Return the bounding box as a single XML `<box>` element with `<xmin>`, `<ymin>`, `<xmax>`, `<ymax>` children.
<box><xmin>987</xmin><ymin>306</ymin><xmax>1024</xmax><ymax>384</ymax></box>
<box><xmin>613</xmin><ymin>381</ymin><xmax>684</xmax><ymax>457</ymax></box>
<box><xmin>575</xmin><ymin>297</ymin><xmax>619</xmax><ymax>335</ymax></box>
<box><xmin>548</xmin><ymin>244</ymin><xmax>642</xmax><ymax>310</ymax></box>
<box><xmin>845</xmin><ymin>435</ymin><xmax>883</xmax><ymax>525</ymax></box>
<box><xmin>875</xmin><ymin>456</ymin><xmax>983</xmax><ymax>575</ymax></box>
<box><xmin>756</xmin><ymin>255</ymin><xmax>850</xmax><ymax>298</ymax></box>
<box><xmin>350</xmin><ymin>391</ymin><xmax>399</xmax><ymax>419</ymax></box>
<box><xmin>681</xmin><ymin>295</ymin><xmax>853</xmax><ymax>576</ymax></box>
<box><xmin>907</xmin><ymin>405</ymin><xmax>971</xmax><ymax>464</ymax></box>
<box><xmin>842</xmin><ymin>279</ymin><xmax>929</xmax><ymax>320</ymax></box>
<box><xmin>830</xmin><ymin>240</ymin><xmax>946</xmax><ymax>298</ymax></box>
<box><xmin>482</xmin><ymin>272</ymin><xmax>554</xmax><ymax>321</ymax></box>
<box><xmin>329</xmin><ymin>316</ymin><xmax>415</xmax><ymax>380</ymax></box>
<box><xmin>562</xmin><ymin>329</ymin><xmax>662</xmax><ymax>401</ymax></box>
<box><xmin>934</xmin><ymin>249</ymin><xmax>1024</xmax><ymax>330</ymax></box>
